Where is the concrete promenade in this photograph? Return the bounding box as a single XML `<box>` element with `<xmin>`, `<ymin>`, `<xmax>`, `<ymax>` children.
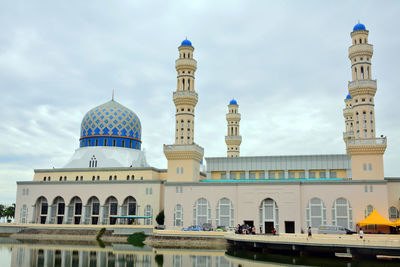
<box><xmin>226</xmin><ymin>233</ymin><xmax>400</xmax><ymax>258</ymax></box>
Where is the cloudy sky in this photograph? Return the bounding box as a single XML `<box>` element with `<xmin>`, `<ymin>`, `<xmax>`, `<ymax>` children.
<box><xmin>1</xmin><ymin>1</ymin><xmax>399</xmax><ymax>204</ymax></box>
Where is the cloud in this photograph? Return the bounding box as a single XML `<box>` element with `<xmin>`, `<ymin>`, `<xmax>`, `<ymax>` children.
<box><xmin>1</xmin><ymin>1</ymin><xmax>400</xmax><ymax>203</ymax></box>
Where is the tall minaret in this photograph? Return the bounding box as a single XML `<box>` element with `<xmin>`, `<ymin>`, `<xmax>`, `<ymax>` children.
<box><xmin>225</xmin><ymin>99</ymin><xmax>242</xmax><ymax>157</ymax></box>
<box><xmin>344</xmin><ymin>23</ymin><xmax>387</xmax><ymax>180</ymax></box>
<box><xmin>164</xmin><ymin>39</ymin><xmax>204</xmax><ymax>182</ymax></box>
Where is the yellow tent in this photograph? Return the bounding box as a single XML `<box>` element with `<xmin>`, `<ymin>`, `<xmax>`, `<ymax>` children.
<box><xmin>393</xmin><ymin>218</ymin><xmax>400</xmax><ymax>227</ymax></box>
<box><xmin>357</xmin><ymin>209</ymin><xmax>395</xmax><ymax>227</ymax></box>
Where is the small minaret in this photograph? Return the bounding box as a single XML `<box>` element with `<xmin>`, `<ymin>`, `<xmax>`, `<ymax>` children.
<box><xmin>225</xmin><ymin>99</ymin><xmax>242</xmax><ymax>157</ymax></box>
<box><xmin>344</xmin><ymin>23</ymin><xmax>387</xmax><ymax>180</ymax></box>
<box><xmin>164</xmin><ymin>39</ymin><xmax>204</xmax><ymax>182</ymax></box>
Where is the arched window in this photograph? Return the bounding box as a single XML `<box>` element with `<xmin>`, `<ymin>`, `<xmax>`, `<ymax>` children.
<box><xmin>105</xmin><ymin>196</ymin><xmax>118</xmax><ymax>225</ymax></box>
<box><xmin>114</xmin><ymin>175</ymin><xmax>117</xmax><ymax>180</ymax></box>
<box><xmin>43</xmin><ymin>177</ymin><xmax>47</xmax><ymax>181</ymax></box>
<box><xmin>112</xmin><ymin>140</ymin><xmax>116</xmax><ymax>146</ymax></box>
<box><xmin>127</xmin><ymin>175</ymin><xmax>130</xmax><ymax>180</ymax></box>
<box><xmin>144</xmin><ymin>205</ymin><xmax>153</xmax><ymax>225</ymax></box>
<box><xmin>193</xmin><ymin>198</ymin><xmax>211</xmax><ymax>226</ymax></box>
<box><xmin>361</xmin><ymin>66</ymin><xmax>364</xmax><ymax>79</ymax></box>
<box><xmin>365</xmin><ymin>205</ymin><xmax>374</xmax><ymax>218</ymax></box>
<box><xmin>259</xmin><ymin>198</ymin><xmax>279</xmax><ymax>233</ymax></box>
<box><xmin>332</xmin><ymin>198</ymin><xmax>353</xmax><ymax>229</ymax></box>
<box><xmin>355</xmin><ymin>67</ymin><xmax>357</xmax><ymax>80</ymax></box>
<box><xmin>104</xmin><ymin>139</ymin><xmax>107</xmax><ymax>146</ymax></box>
<box><xmin>182</xmin><ymin>79</ymin><xmax>185</xmax><ymax>90</ymax></box>
<box><xmin>122</xmin><ymin>140</ymin><xmax>125</xmax><ymax>147</ymax></box>
<box><xmin>216</xmin><ymin>198</ymin><xmax>234</xmax><ymax>227</ymax></box>
<box><xmin>306</xmin><ymin>198</ymin><xmax>327</xmax><ymax>228</ymax></box>
<box><xmin>121</xmin><ymin>196</ymin><xmax>137</xmax><ymax>220</ymax></box>
<box><xmin>174</xmin><ymin>204</ymin><xmax>183</xmax><ymax>227</ymax></box>
<box><xmin>389</xmin><ymin>207</ymin><xmax>399</xmax><ymax>219</ymax></box>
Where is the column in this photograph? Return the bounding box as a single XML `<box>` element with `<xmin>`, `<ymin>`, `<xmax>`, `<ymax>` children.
<box><xmin>45</xmin><ymin>207</ymin><xmax>51</xmax><ymax>224</ymax></box>
<box><xmin>99</xmin><ymin>206</ymin><xmax>105</xmax><ymax>225</ymax></box>
<box><xmin>325</xmin><ymin>169</ymin><xmax>330</xmax><ymax>179</ymax></box>
<box><xmin>81</xmin><ymin>205</ymin><xmax>87</xmax><ymax>225</ymax></box>
<box><xmin>118</xmin><ymin>206</ymin><xmax>123</xmax><ymax>225</ymax></box>
<box><xmin>284</xmin><ymin>170</ymin><xmax>289</xmax><ymax>179</ymax></box>
<box><xmin>30</xmin><ymin>205</ymin><xmax>36</xmax><ymax>224</ymax></box>
<box><xmin>63</xmin><ymin>206</ymin><xmax>70</xmax><ymax>224</ymax></box>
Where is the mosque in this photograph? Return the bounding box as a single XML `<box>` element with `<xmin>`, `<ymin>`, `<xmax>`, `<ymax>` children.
<box><xmin>14</xmin><ymin>23</ymin><xmax>400</xmax><ymax>233</ymax></box>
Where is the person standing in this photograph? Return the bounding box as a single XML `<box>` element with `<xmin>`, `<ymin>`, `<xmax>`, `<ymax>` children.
<box><xmin>359</xmin><ymin>228</ymin><xmax>364</xmax><ymax>239</ymax></box>
<box><xmin>308</xmin><ymin>227</ymin><xmax>312</xmax><ymax>238</ymax></box>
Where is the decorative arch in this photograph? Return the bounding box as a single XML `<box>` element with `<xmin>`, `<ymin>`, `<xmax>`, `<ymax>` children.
<box><xmin>216</xmin><ymin>198</ymin><xmax>234</xmax><ymax>227</ymax></box>
<box><xmin>259</xmin><ymin>198</ymin><xmax>279</xmax><ymax>233</ymax></box>
<box><xmin>193</xmin><ymin>198</ymin><xmax>211</xmax><ymax>226</ymax></box>
<box><xmin>144</xmin><ymin>205</ymin><xmax>153</xmax><ymax>225</ymax></box>
<box><xmin>121</xmin><ymin>196</ymin><xmax>137</xmax><ymax>225</ymax></box>
<box><xmin>104</xmin><ymin>196</ymin><xmax>118</xmax><ymax>225</ymax></box>
<box><xmin>35</xmin><ymin>196</ymin><xmax>48</xmax><ymax>224</ymax></box>
<box><xmin>86</xmin><ymin>196</ymin><xmax>100</xmax><ymax>225</ymax></box>
<box><xmin>306</xmin><ymin>197</ymin><xmax>327</xmax><ymax>228</ymax></box>
<box><xmin>68</xmin><ymin>196</ymin><xmax>82</xmax><ymax>224</ymax></box>
<box><xmin>389</xmin><ymin>206</ymin><xmax>399</xmax><ymax>219</ymax></box>
<box><xmin>50</xmin><ymin>196</ymin><xmax>65</xmax><ymax>224</ymax></box>
<box><xmin>365</xmin><ymin>205</ymin><xmax>374</xmax><ymax>218</ymax></box>
<box><xmin>332</xmin><ymin>197</ymin><xmax>353</xmax><ymax>229</ymax></box>
<box><xmin>174</xmin><ymin>204</ymin><xmax>183</xmax><ymax>227</ymax></box>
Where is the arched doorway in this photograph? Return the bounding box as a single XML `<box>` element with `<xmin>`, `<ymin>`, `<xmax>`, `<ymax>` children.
<box><xmin>121</xmin><ymin>196</ymin><xmax>137</xmax><ymax>224</ymax></box>
<box><xmin>216</xmin><ymin>198</ymin><xmax>234</xmax><ymax>228</ymax></box>
<box><xmin>87</xmin><ymin>196</ymin><xmax>100</xmax><ymax>225</ymax></box>
<box><xmin>104</xmin><ymin>196</ymin><xmax>118</xmax><ymax>225</ymax></box>
<box><xmin>35</xmin><ymin>196</ymin><xmax>48</xmax><ymax>224</ymax></box>
<box><xmin>51</xmin><ymin>196</ymin><xmax>65</xmax><ymax>224</ymax></box>
<box><xmin>259</xmin><ymin>198</ymin><xmax>279</xmax><ymax>234</ymax></box>
<box><xmin>68</xmin><ymin>196</ymin><xmax>83</xmax><ymax>224</ymax></box>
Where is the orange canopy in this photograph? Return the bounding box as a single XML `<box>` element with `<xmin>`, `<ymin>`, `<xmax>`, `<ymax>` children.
<box><xmin>357</xmin><ymin>209</ymin><xmax>395</xmax><ymax>227</ymax></box>
<box><xmin>393</xmin><ymin>218</ymin><xmax>400</xmax><ymax>227</ymax></box>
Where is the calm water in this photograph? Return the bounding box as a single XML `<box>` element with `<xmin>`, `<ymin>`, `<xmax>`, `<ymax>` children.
<box><xmin>0</xmin><ymin>237</ymin><xmax>399</xmax><ymax>267</ymax></box>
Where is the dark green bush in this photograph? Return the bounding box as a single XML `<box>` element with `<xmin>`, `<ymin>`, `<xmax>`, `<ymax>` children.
<box><xmin>127</xmin><ymin>231</ymin><xmax>146</xmax><ymax>247</ymax></box>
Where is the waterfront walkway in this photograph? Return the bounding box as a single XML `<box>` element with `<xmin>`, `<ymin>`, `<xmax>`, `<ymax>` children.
<box><xmin>226</xmin><ymin>233</ymin><xmax>400</xmax><ymax>247</ymax></box>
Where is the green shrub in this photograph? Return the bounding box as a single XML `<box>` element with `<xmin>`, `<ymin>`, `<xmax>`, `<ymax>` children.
<box><xmin>127</xmin><ymin>231</ymin><xmax>146</xmax><ymax>247</ymax></box>
<box><xmin>156</xmin><ymin>210</ymin><xmax>165</xmax><ymax>225</ymax></box>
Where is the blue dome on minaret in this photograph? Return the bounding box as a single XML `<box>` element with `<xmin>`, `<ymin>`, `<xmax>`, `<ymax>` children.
<box><xmin>229</xmin><ymin>99</ymin><xmax>238</xmax><ymax>105</ymax></box>
<box><xmin>80</xmin><ymin>99</ymin><xmax>142</xmax><ymax>149</ymax></box>
<box><xmin>346</xmin><ymin>94</ymin><xmax>352</xmax><ymax>99</ymax></box>
<box><xmin>353</xmin><ymin>23</ymin><xmax>366</xmax><ymax>32</ymax></box>
<box><xmin>181</xmin><ymin>39</ymin><xmax>192</xmax><ymax>46</ymax></box>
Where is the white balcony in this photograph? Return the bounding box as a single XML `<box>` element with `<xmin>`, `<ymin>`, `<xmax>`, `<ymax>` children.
<box><xmin>348</xmin><ymin>80</ymin><xmax>377</xmax><ymax>88</ymax></box>
<box><xmin>343</xmin><ymin>131</ymin><xmax>354</xmax><ymax>138</ymax></box>
<box><xmin>346</xmin><ymin>137</ymin><xmax>386</xmax><ymax>146</ymax></box>
<box><xmin>163</xmin><ymin>144</ymin><xmax>204</xmax><ymax>154</ymax></box>
<box><xmin>173</xmin><ymin>91</ymin><xmax>198</xmax><ymax>100</ymax></box>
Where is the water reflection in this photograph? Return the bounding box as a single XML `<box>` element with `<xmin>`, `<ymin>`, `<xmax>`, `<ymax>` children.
<box><xmin>2</xmin><ymin>238</ymin><xmax>399</xmax><ymax>267</ymax></box>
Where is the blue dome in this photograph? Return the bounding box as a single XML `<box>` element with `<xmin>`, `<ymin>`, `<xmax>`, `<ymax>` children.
<box><xmin>229</xmin><ymin>99</ymin><xmax>238</xmax><ymax>105</ymax></box>
<box><xmin>353</xmin><ymin>23</ymin><xmax>366</xmax><ymax>32</ymax></box>
<box><xmin>80</xmin><ymin>100</ymin><xmax>142</xmax><ymax>149</ymax></box>
<box><xmin>346</xmin><ymin>94</ymin><xmax>352</xmax><ymax>99</ymax></box>
<box><xmin>181</xmin><ymin>39</ymin><xmax>192</xmax><ymax>46</ymax></box>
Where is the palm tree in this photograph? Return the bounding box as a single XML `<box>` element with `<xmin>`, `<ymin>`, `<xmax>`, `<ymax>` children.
<box><xmin>0</xmin><ymin>204</ymin><xmax>5</xmax><ymax>221</ymax></box>
<box><xmin>4</xmin><ymin>204</ymin><xmax>15</xmax><ymax>223</ymax></box>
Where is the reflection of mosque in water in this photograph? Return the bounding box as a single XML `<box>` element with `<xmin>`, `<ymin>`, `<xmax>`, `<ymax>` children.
<box><xmin>10</xmin><ymin>243</ymin><xmax>253</xmax><ymax>267</ymax></box>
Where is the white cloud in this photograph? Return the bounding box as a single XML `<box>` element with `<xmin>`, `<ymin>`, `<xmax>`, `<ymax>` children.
<box><xmin>1</xmin><ymin>1</ymin><xmax>400</xmax><ymax>204</ymax></box>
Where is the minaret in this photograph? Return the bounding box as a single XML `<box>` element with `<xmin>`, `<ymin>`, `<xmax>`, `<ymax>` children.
<box><xmin>163</xmin><ymin>39</ymin><xmax>204</xmax><ymax>182</ymax></box>
<box><xmin>225</xmin><ymin>99</ymin><xmax>242</xmax><ymax>157</ymax></box>
<box><xmin>344</xmin><ymin>23</ymin><xmax>387</xmax><ymax>180</ymax></box>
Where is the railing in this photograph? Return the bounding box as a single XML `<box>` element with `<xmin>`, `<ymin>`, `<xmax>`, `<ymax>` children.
<box><xmin>343</xmin><ymin>131</ymin><xmax>354</xmax><ymax>137</ymax></box>
<box><xmin>347</xmin><ymin>137</ymin><xmax>386</xmax><ymax>145</ymax></box>
<box><xmin>173</xmin><ymin>91</ymin><xmax>198</xmax><ymax>99</ymax></box>
<box><xmin>175</xmin><ymin>58</ymin><xmax>197</xmax><ymax>68</ymax></box>
<box><xmin>226</xmin><ymin>113</ymin><xmax>241</xmax><ymax>120</ymax></box>
<box><xmin>348</xmin><ymin>80</ymin><xmax>377</xmax><ymax>88</ymax></box>
<box><xmin>225</xmin><ymin>136</ymin><xmax>242</xmax><ymax>140</ymax></box>
<box><xmin>163</xmin><ymin>144</ymin><xmax>204</xmax><ymax>154</ymax></box>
